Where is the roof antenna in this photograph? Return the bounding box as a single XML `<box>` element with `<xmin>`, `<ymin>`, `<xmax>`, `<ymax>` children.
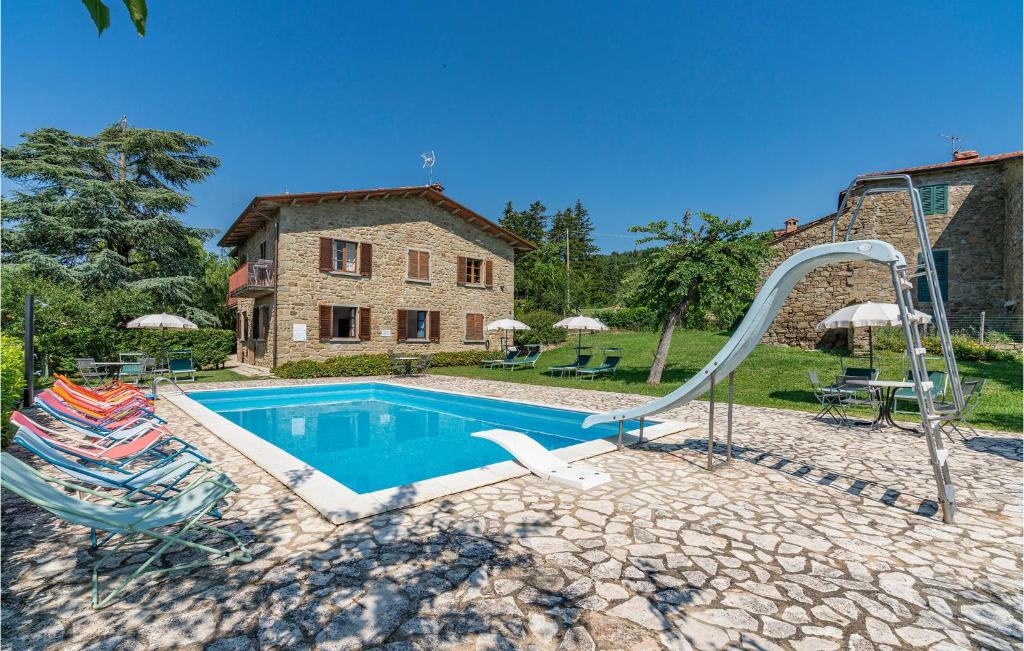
<box><xmin>420</xmin><ymin>150</ymin><xmax>436</xmax><ymax>185</ymax></box>
<box><xmin>941</xmin><ymin>134</ymin><xmax>961</xmax><ymax>159</ymax></box>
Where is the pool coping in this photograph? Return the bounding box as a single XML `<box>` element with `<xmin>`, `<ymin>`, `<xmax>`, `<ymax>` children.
<box><xmin>166</xmin><ymin>380</ymin><xmax>700</xmax><ymax>524</ymax></box>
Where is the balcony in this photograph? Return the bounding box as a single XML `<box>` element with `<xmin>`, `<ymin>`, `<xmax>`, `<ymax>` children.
<box><xmin>227</xmin><ymin>260</ymin><xmax>275</xmax><ymax>306</ymax></box>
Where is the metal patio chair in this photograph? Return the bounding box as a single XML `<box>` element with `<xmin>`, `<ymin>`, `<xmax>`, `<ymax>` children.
<box><xmin>934</xmin><ymin>378</ymin><xmax>986</xmax><ymax>440</ymax></box>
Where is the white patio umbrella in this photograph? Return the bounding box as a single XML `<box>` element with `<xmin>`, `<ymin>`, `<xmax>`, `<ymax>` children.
<box><xmin>125</xmin><ymin>313</ymin><xmax>198</xmax><ymax>362</ymax></box>
<box><xmin>816</xmin><ymin>302</ymin><xmax>932</xmax><ymax>368</ymax></box>
<box><xmin>554</xmin><ymin>315</ymin><xmax>609</xmax><ymax>353</ymax></box>
<box><xmin>485</xmin><ymin>318</ymin><xmax>530</xmax><ymax>352</ymax></box>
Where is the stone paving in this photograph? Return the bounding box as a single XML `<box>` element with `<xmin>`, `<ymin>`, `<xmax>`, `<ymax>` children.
<box><xmin>2</xmin><ymin>375</ymin><xmax>1022</xmax><ymax>650</ymax></box>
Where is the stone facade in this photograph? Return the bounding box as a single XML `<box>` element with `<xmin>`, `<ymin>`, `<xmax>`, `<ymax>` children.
<box><xmin>762</xmin><ymin>153</ymin><xmax>1023</xmax><ymax>349</ymax></box>
<box><xmin>226</xmin><ymin>188</ymin><xmax>525</xmax><ymax>367</ymax></box>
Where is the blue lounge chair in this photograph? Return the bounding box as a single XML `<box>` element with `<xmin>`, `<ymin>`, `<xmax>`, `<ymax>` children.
<box><xmin>548</xmin><ymin>353</ymin><xmax>593</xmax><ymax>378</ymax></box>
<box><xmin>0</xmin><ymin>452</ymin><xmax>252</xmax><ymax>609</ymax></box>
<box><xmin>502</xmin><ymin>349</ymin><xmax>541</xmax><ymax>370</ymax></box>
<box><xmin>482</xmin><ymin>348</ymin><xmax>521</xmax><ymax>368</ymax></box>
<box><xmin>167</xmin><ymin>350</ymin><xmax>196</xmax><ymax>383</ymax></box>
<box><xmin>894</xmin><ymin>369</ymin><xmax>948</xmax><ymax>414</ymax></box>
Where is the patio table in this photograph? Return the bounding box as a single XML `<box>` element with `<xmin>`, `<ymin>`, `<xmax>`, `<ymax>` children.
<box><xmin>393</xmin><ymin>356</ymin><xmax>419</xmax><ymax>376</ymax></box>
<box><xmin>845</xmin><ymin>379</ymin><xmax>918</xmax><ymax>432</ymax></box>
<box><xmin>91</xmin><ymin>361</ymin><xmax>130</xmax><ymax>380</ymax></box>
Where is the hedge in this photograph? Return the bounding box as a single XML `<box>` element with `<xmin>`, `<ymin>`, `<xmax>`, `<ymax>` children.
<box><xmin>41</xmin><ymin>328</ymin><xmax>236</xmax><ymax>373</ymax></box>
<box><xmin>513</xmin><ymin>310</ymin><xmax>568</xmax><ymax>346</ymax></box>
<box><xmin>274</xmin><ymin>350</ymin><xmax>501</xmax><ymax>379</ymax></box>
<box><xmin>874</xmin><ymin>328</ymin><xmax>1021</xmax><ymax>362</ymax></box>
<box><xmin>1</xmin><ymin>334</ymin><xmax>26</xmax><ymax>447</ymax></box>
<box><xmin>589</xmin><ymin>306</ymin><xmax>660</xmax><ymax>331</ymax></box>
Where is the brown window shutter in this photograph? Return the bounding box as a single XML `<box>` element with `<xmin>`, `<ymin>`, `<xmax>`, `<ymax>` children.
<box><xmin>359</xmin><ymin>307</ymin><xmax>372</xmax><ymax>341</ymax></box>
<box><xmin>397</xmin><ymin>309</ymin><xmax>408</xmax><ymax>342</ymax></box>
<box><xmin>319</xmin><ymin>305</ymin><xmax>333</xmax><ymax>340</ymax></box>
<box><xmin>456</xmin><ymin>256</ymin><xmax>467</xmax><ymax>285</ymax></box>
<box><xmin>422</xmin><ymin>251</ymin><xmax>430</xmax><ymax>279</ymax></box>
<box><xmin>407</xmin><ymin>251</ymin><xmax>416</xmax><ymax>278</ymax></box>
<box><xmin>319</xmin><ymin>238</ymin><xmax>334</xmax><ymax>272</ymax></box>
<box><xmin>485</xmin><ymin>260</ymin><xmax>494</xmax><ymax>288</ymax></box>
<box><xmin>475</xmin><ymin>314</ymin><xmax>484</xmax><ymax>340</ymax></box>
<box><xmin>429</xmin><ymin>310</ymin><xmax>441</xmax><ymax>343</ymax></box>
<box><xmin>360</xmin><ymin>243</ymin><xmax>372</xmax><ymax>277</ymax></box>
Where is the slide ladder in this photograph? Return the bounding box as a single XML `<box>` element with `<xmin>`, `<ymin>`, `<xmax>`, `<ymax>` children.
<box><xmin>583</xmin><ymin>239</ymin><xmax>958</xmax><ymax>523</ymax></box>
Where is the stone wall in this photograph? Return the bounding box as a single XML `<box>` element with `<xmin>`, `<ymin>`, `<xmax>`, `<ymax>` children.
<box><xmin>269</xmin><ymin>196</ymin><xmax>516</xmax><ymax>364</ymax></box>
<box><xmin>762</xmin><ymin>159</ymin><xmax>1017</xmax><ymax>349</ymax></box>
<box><xmin>1001</xmin><ymin>158</ymin><xmax>1022</xmax><ymax>315</ymax></box>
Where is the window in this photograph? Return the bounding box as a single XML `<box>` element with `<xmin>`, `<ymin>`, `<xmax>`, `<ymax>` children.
<box><xmin>407</xmin><ymin>310</ymin><xmax>428</xmax><ymax>340</ymax></box>
<box><xmin>465</xmin><ymin>313</ymin><xmax>484</xmax><ymax>341</ymax></box>
<box><xmin>917</xmin><ymin>250</ymin><xmax>949</xmax><ymax>303</ymax></box>
<box><xmin>407</xmin><ymin>250</ymin><xmax>430</xmax><ymax>281</ymax></box>
<box><xmin>920</xmin><ymin>184</ymin><xmax>948</xmax><ymax>216</ymax></box>
<box><xmin>333</xmin><ymin>306</ymin><xmax>357</xmax><ymax>338</ymax></box>
<box><xmin>259</xmin><ymin>240</ymin><xmax>267</xmax><ymax>260</ymax></box>
<box><xmin>334</xmin><ymin>240</ymin><xmax>359</xmax><ymax>273</ymax></box>
<box><xmin>253</xmin><ymin>305</ymin><xmax>269</xmax><ymax>340</ymax></box>
<box><xmin>465</xmin><ymin>258</ymin><xmax>483</xmax><ymax>285</ymax></box>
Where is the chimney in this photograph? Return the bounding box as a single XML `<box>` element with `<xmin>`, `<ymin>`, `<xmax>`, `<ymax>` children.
<box><xmin>784</xmin><ymin>217</ymin><xmax>799</xmax><ymax>233</ymax></box>
<box><xmin>953</xmin><ymin>149</ymin><xmax>980</xmax><ymax>161</ymax></box>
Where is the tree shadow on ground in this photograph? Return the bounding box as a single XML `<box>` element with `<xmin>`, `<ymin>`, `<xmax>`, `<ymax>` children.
<box><xmin>964</xmin><ymin>436</ymin><xmax>1023</xmax><ymax>462</ymax></box>
<box><xmin>643</xmin><ymin>436</ymin><xmax>943</xmax><ymax>520</ymax></box>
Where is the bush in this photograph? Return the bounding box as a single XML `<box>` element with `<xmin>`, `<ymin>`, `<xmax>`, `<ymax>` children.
<box><xmin>1</xmin><ymin>334</ymin><xmax>26</xmax><ymax>447</ymax></box>
<box><xmin>874</xmin><ymin>327</ymin><xmax>1020</xmax><ymax>362</ymax></box>
<box><xmin>274</xmin><ymin>350</ymin><xmax>501</xmax><ymax>379</ymax></box>
<box><xmin>114</xmin><ymin>329</ymin><xmax>235</xmax><ymax>370</ymax></box>
<box><xmin>514</xmin><ymin>310</ymin><xmax>567</xmax><ymax>346</ymax></box>
<box><xmin>590</xmin><ymin>306</ymin><xmax>660</xmax><ymax>331</ymax></box>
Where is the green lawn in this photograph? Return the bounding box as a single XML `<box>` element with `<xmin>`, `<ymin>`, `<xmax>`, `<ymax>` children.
<box><xmin>432</xmin><ymin>330</ymin><xmax>1023</xmax><ymax>432</ymax></box>
<box><xmin>193</xmin><ymin>368</ymin><xmax>258</xmax><ymax>383</ymax></box>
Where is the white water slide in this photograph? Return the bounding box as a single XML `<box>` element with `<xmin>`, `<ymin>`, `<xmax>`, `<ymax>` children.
<box><xmin>583</xmin><ymin>239</ymin><xmax>907</xmax><ymax>428</ymax></box>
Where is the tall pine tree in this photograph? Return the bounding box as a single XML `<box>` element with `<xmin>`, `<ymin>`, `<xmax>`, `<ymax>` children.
<box><xmin>2</xmin><ymin>122</ymin><xmax>220</xmax><ymax>316</ymax></box>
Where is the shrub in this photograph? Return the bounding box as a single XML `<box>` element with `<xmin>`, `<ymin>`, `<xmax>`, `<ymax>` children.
<box><xmin>114</xmin><ymin>329</ymin><xmax>235</xmax><ymax>370</ymax></box>
<box><xmin>1</xmin><ymin>334</ymin><xmax>26</xmax><ymax>447</ymax></box>
<box><xmin>514</xmin><ymin>310</ymin><xmax>567</xmax><ymax>346</ymax></box>
<box><xmin>274</xmin><ymin>350</ymin><xmax>500</xmax><ymax>379</ymax></box>
<box><xmin>873</xmin><ymin>327</ymin><xmax>1020</xmax><ymax>362</ymax></box>
<box><xmin>590</xmin><ymin>306</ymin><xmax>660</xmax><ymax>331</ymax></box>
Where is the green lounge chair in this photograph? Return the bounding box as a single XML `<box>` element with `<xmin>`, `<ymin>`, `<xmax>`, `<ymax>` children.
<box><xmin>575</xmin><ymin>351</ymin><xmax>622</xmax><ymax>380</ymax></box>
<box><xmin>502</xmin><ymin>349</ymin><xmax>541</xmax><ymax>370</ymax></box>
<box><xmin>482</xmin><ymin>348</ymin><xmax>520</xmax><ymax>368</ymax></box>
<box><xmin>167</xmin><ymin>350</ymin><xmax>196</xmax><ymax>383</ymax></box>
<box><xmin>547</xmin><ymin>354</ymin><xmax>592</xmax><ymax>378</ymax></box>
<box><xmin>0</xmin><ymin>452</ymin><xmax>252</xmax><ymax>609</ymax></box>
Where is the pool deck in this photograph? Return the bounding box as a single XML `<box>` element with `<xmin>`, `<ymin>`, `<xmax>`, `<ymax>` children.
<box><xmin>2</xmin><ymin>375</ymin><xmax>1021</xmax><ymax>650</ymax></box>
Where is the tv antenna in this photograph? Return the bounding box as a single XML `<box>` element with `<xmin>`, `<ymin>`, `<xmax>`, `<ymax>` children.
<box><xmin>420</xmin><ymin>150</ymin><xmax>436</xmax><ymax>184</ymax></box>
<box><xmin>941</xmin><ymin>134</ymin><xmax>962</xmax><ymax>158</ymax></box>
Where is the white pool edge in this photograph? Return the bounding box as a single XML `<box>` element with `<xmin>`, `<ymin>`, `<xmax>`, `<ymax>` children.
<box><xmin>166</xmin><ymin>381</ymin><xmax>699</xmax><ymax>525</ymax></box>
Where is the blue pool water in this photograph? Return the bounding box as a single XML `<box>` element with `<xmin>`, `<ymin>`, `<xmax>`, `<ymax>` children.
<box><xmin>188</xmin><ymin>383</ymin><xmax>635</xmax><ymax>494</ymax></box>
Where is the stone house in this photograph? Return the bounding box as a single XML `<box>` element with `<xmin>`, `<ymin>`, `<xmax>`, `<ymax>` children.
<box><xmin>763</xmin><ymin>150</ymin><xmax>1023</xmax><ymax>349</ymax></box>
<box><xmin>219</xmin><ymin>184</ymin><xmax>535</xmax><ymax>368</ymax></box>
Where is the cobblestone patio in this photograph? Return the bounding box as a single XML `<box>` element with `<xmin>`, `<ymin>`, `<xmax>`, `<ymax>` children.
<box><xmin>2</xmin><ymin>375</ymin><xmax>1021</xmax><ymax>650</ymax></box>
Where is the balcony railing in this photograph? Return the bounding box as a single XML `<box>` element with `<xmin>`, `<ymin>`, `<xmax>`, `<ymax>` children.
<box><xmin>227</xmin><ymin>259</ymin><xmax>275</xmax><ymax>306</ymax></box>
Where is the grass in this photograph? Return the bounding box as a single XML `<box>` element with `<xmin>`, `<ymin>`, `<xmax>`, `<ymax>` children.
<box><xmin>192</xmin><ymin>368</ymin><xmax>257</xmax><ymax>383</ymax></box>
<box><xmin>432</xmin><ymin>330</ymin><xmax>1023</xmax><ymax>432</ymax></box>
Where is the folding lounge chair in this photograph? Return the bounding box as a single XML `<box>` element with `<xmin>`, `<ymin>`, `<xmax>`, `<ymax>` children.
<box><xmin>167</xmin><ymin>350</ymin><xmax>196</xmax><ymax>383</ymax></box>
<box><xmin>54</xmin><ymin>374</ymin><xmax>146</xmax><ymax>402</ymax></box>
<box><xmin>0</xmin><ymin>452</ymin><xmax>251</xmax><ymax>609</ymax></box>
<box><xmin>10</xmin><ymin>411</ymin><xmax>204</xmax><ymax>467</ymax></box>
<box><xmin>547</xmin><ymin>354</ymin><xmax>592</xmax><ymax>378</ymax></box>
<box><xmin>51</xmin><ymin>382</ymin><xmax>152</xmax><ymax>419</ymax></box>
<box><xmin>36</xmin><ymin>391</ymin><xmax>162</xmax><ymax>437</ymax></box>
<box><xmin>481</xmin><ymin>348</ymin><xmax>520</xmax><ymax>368</ymax></box>
<box><xmin>575</xmin><ymin>351</ymin><xmax>622</xmax><ymax>380</ymax></box>
<box><xmin>893</xmin><ymin>370</ymin><xmax>947</xmax><ymax>414</ymax></box>
<box><xmin>502</xmin><ymin>349</ymin><xmax>541</xmax><ymax>370</ymax></box>
<box><xmin>14</xmin><ymin>428</ymin><xmax>204</xmax><ymax>503</ymax></box>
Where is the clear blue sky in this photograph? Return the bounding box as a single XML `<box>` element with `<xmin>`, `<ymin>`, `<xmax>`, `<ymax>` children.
<box><xmin>3</xmin><ymin>1</ymin><xmax>1020</xmax><ymax>252</ymax></box>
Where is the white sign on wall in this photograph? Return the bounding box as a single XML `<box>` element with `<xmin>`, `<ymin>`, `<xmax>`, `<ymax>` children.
<box><xmin>293</xmin><ymin>324</ymin><xmax>307</xmax><ymax>341</ymax></box>
<box><xmin>380</xmin><ymin>329</ymin><xmax>392</xmax><ymax>338</ymax></box>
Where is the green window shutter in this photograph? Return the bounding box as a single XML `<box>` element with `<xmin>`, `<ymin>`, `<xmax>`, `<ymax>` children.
<box><xmin>916</xmin><ymin>251</ymin><xmax>949</xmax><ymax>303</ymax></box>
<box><xmin>920</xmin><ymin>184</ymin><xmax>948</xmax><ymax>215</ymax></box>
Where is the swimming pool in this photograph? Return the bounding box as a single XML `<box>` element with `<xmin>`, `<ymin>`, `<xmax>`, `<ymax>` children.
<box><xmin>172</xmin><ymin>381</ymin><xmax>692</xmax><ymax>523</ymax></box>
<box><xmin>188</xmin><ymin>383</ymin><xmax>633</xmax><ymax>493</ymax></box>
